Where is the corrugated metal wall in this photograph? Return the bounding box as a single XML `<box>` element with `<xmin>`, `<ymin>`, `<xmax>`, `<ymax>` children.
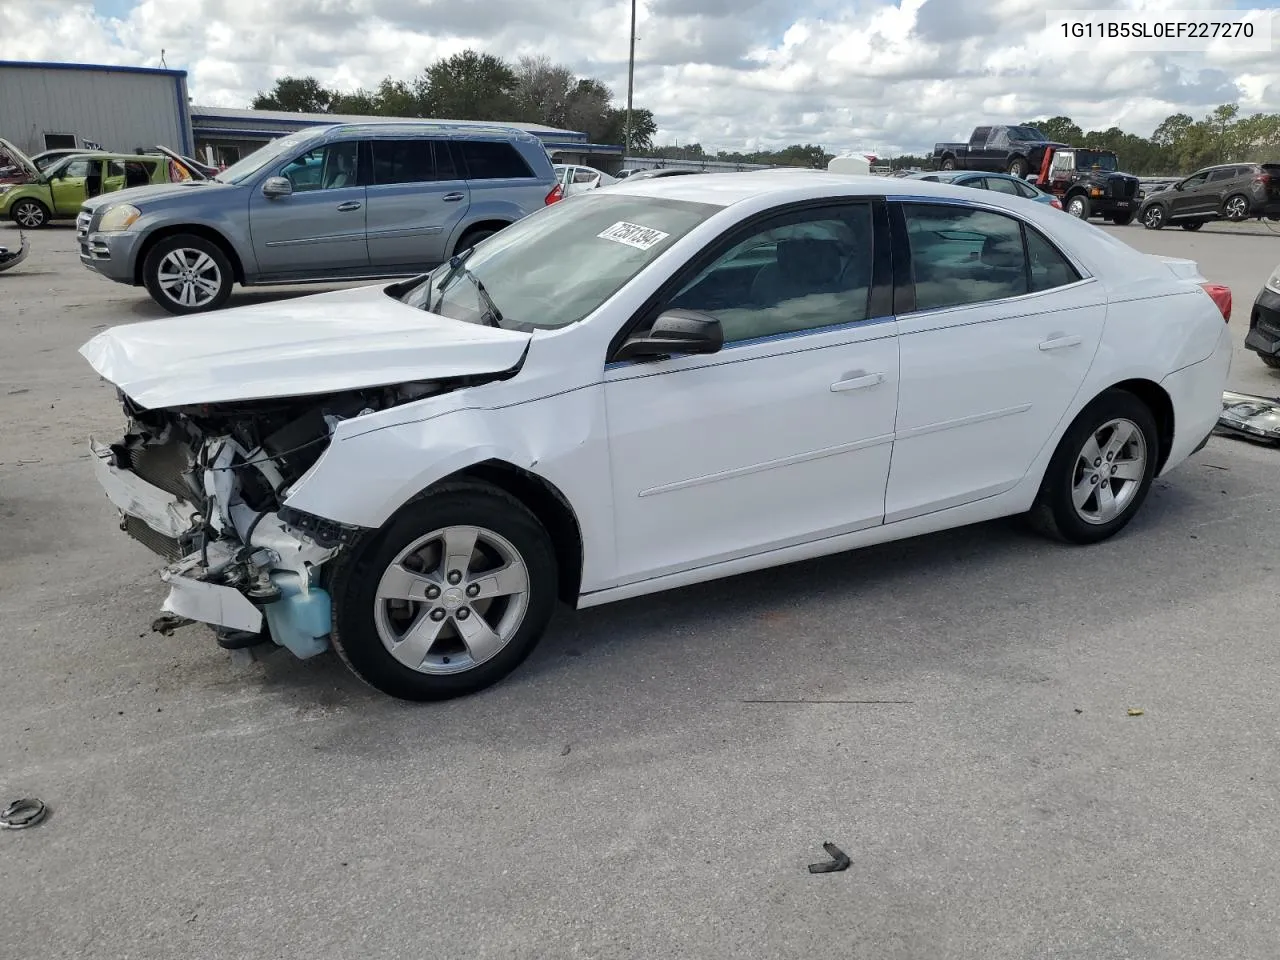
<box><xmin>0</xmin><ymin>66</ymin><xmax>190</xmax><ymax>156</ymax></box>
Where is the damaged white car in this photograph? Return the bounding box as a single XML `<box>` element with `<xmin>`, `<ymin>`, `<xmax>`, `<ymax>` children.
<box><xmin>82</xmin><ymin>173</ymin><xmax>1232</xmax><ymax>701</ymax></box>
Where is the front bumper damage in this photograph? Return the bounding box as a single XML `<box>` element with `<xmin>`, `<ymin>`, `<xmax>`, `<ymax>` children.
<box><xmin>89</xmin><ymin>434</ymin><xmax>351</xmax><ymax>658</ymax></box>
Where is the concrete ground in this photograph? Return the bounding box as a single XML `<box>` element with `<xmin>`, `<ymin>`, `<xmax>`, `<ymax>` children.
<box><xmin>2</xmin><ymin>217</ymin><xmax>1279</xmax><ymax>960</ymax></box>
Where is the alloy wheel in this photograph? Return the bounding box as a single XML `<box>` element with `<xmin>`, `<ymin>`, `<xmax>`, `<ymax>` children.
<box><xmin>13</xmin><ymin>202</ymin><xmax>46</xmax><ymax>228</ymax></box>
<box><xmin>1071</xmin><ymin>418</ymin><xmax>1148</xmax><ymax>525</ymax></box>
<box><xmin>156</xmin><ymin>247</ymin><xmax>223</xmax><ymax>308</ymax></box>
<box><xmin>1142</xmin><ymin>205</ymin><xmax>1165</xmax><ymax>229</ymax></box>
<box><xmin>373</xmin><ymin>525</ymin><xmax>531</xmax><ymax>675</ymax></box>
<box><xmin>1224</xmin><ymin>196</ymin><xmax>1249</xmax><ymax>221</ymax></box>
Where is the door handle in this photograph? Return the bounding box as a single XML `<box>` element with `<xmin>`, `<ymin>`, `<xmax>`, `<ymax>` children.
<box><xmin>442</xmin><ymin>192</ymin><xmax>465</xmax><ymax>202</ymax></box>
<box><xmin>831</xmin><ymin>372</ymin><xmax>885</xmax><ymax>392</ymax></box>
<box><xmin>1038</xmin><ymin>335</ymin><xmax>1082</xmax><ymax>351</ymax></box>
<box><xmin>336</xmin><ymin>201</ymin><xmax>362</xmax><ymax>212</ymax></box>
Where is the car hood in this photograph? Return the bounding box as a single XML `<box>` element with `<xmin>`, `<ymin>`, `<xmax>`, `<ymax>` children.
<box><xmin>79</xmin><ymin>284</ymin><xmax>532</xmax><ymax>409</ymax></box>
<box><xmin>81</xmin><ymin>178</ymin><xmax>224</xmax><ymax>214</ymax></box>
<box><xmin>0</xmin><ymin>136</ymin><xmax>41</xmax><ymax>182</ymax></box>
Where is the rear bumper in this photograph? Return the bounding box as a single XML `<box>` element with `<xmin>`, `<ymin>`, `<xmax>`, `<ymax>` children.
<box><xmin>1245</xmin><ymin>288</ymin><xmax>1280</xmax><ymax>356</ymax></box>
<box><xmin>1159</xmin><ymin>324</ymin><xmax>1233</xmax><ymax>475</ymax></box>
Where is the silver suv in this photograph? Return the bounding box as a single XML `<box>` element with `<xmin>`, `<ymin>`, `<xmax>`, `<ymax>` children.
<box><xmin>77</xmin><ymin>121</ymin><xmax>563</xmax><ymax>314</ymax></box>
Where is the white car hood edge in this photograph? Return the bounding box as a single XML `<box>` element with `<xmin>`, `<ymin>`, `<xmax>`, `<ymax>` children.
<box><xmin>79</xmin><ymin>285</ymin><xmax>532</xmax><ymax>409</ymax></box>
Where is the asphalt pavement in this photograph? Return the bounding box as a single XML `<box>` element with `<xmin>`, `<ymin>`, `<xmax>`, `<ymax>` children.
<box><xmin>2</xmin><ymin>217</ymin><xmax>1279</xmax><ymax>960</ymax></box>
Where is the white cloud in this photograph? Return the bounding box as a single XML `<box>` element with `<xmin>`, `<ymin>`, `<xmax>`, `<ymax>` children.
<box><xmin>2</xmin><ymin>0</ymin><xmax>1276</xmax><ymax>156</ymax></box>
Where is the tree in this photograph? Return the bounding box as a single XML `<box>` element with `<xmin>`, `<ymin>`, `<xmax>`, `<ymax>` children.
<box><xmin>510</xmin><ymin>55</ymin><xmax>575</xmax><ymax>127</ymax></box>
<box><xmin>329</xmin><ymin>88</ymin><xmax>378</xmax><ymax>115</ymax></box>
<box><xmin>1022</xmin><ymin>115</ymin><xmax>1083</xmax><ymax>145</ymax></box>
<box><xmin>416</xmin><ymin>50</ymin><xmax>517</xmax><ymax>121</ymax></box>
<box><xmin>252</xmin><ymin>75</ymin><xmax>332</xmax><ymax>113</ymax></box>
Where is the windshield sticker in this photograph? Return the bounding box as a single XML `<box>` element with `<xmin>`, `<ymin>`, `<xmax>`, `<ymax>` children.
<box><xmin>597</xmin><ymin>221</ymin><xmax>671</xmax><ymax>250</ymax></box>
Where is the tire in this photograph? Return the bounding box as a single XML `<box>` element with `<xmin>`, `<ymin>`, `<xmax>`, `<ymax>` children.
<box><xmin>1223</xmin><ymin>194</ymin><xmax>1250</xmax><ymax>222</ymax></box>
<box><xmin>1261</xmin><ymin>355</ymin><xmax>1280</xmax><ymax>370</ymax></box>
<box><xmin>1181</xmin><ymin>221</ymin><xmax>1204</xmax><ymax>231</ymax></box>
<box><xmin>1008</xmin><ymin>157</ymin><xmax>1028</xmax><ymax>177</ymax></box>
<box><xmin>1111</xmin><ymin>211</ymin><xmax>1134</xmax><ymax>226</ymax></box>
<box><xmin>142</xmin><ymin>233</ymin><xmax>233</xmax><ymax>314</ymax></box>
<box><xmin>453</xmin><ymin>225</ymin><xmax>502</xmax><ymax>257</ymax></box>
<box><xmin>1028</xmin><ymin>389</ymin><xmax>1159</xmax><ymax>545</ymax></box>
<box><xmin>1066</xmin><ymin>193</ymin><xmax>1091</xmax><ymax>219</ymax></box>
<box><xmin>1141</xmin><ymin>204</ymin><xmax>1166</xmax><ymax>229</ymax></box>
<box><xmin>940</xmin><ymin>157</ymin><xmax>956</xmax><ymax>171</ymax></box>
<box><xmin>10</xmin><ymin>199</ymin><xmax>50</xmax><ymax>229</ymax></box>
<box><xmin>328</xmin><ymin>483</ymin><xmax>558</xmax><ymax>701</ymax></box>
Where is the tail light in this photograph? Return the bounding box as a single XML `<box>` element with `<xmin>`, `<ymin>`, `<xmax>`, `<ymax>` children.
<box><xmin>1253</xmin><ymin>173</ymin><xmax>1271</xmax><ymax>185</ymax></box>
<box><xmin>1050</xmin><ymin>197</ymin><xmax>1063</xmax><ymax>210</ymax></box>
<box><xmin>545</xmin><ymin>183</ymin><xmax>564</xmax><ymax>205</ymax></box>
<box><xmin>1199</xmin><ymin>282</ymin><xmax>1232</xmax><ymax>322</ymax></box>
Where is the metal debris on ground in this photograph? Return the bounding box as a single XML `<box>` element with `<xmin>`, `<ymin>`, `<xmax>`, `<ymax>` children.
<box><xmin>1128</xmin><ymin>708</ymin><xmax>1145</xmax><ymax>717</ymax></box>
<box><xmin>1217</xmin><ymin>392</ymin><xmax>1280</xmax><ymax>443</ymax></box>
<box><xmin>1</xmin><ymin>798</ymin><xmax>48</xmax><ymax>830</ymax></box>
<box><xmin>0</xmin><ymin>233</ymin><xmax>29</xmax><ymax>274</ymax></box>
<box><xmin>807</xmin><ymin>842</ymin><xmax>852</xmax><ymax>873</ymax></box>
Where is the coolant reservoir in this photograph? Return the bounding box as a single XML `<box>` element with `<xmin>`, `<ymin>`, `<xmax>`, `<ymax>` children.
<box><xmin>262</xmin><ymin>570</ymin><xmax>331</xmax><ymax>659</ymax></box>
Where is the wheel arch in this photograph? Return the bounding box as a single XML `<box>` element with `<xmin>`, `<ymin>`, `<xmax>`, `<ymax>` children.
<box><xmin>1100</xmin><ymin>378</ymin><xmax>1175</xmax><ymax>474</ymax></box>
<box><xmin>450</xmin><ymin>218</ymin><xmax>513</xmax><ymax>257</ymax></box>
<box><xmin>133</xmin><ymin>224</ymin><xmax>246</xmax><ymax>285</ymax></box>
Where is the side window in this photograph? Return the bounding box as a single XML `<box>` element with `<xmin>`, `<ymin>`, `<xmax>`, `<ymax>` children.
<box><xmin>1024</xmin><ymin>226</ymin><xmax>1082</xmax><ymax>293</ymax></box>
<box><xmin>1182</xmin><ymin>170</ymin><xmax>1210</xmax><ymax>189</ymax></box>
<box><xmin>984</xmin><ymin>177</ymin><xmax>1022</xmax><ymax>196</ymax></box>
<box><xmin>901</xmin><ymin>203</ymin><xmax>1027</xmax><ymax>310</ymax></box>
<box><xmin>124</xmin><ymin>161</ymin><xmax>150</xmax><ymax>188</ymax></box>
<box><xmin>987</xmin><ymin>127</ymin><xmax>1010</xmax><ymax>149</ymax></box>
<box><xmin>970</xmin><ymin>126</ymin><xmax>991</xmax><ymax>145</ymax></box>
<box><xmin>663</xmin><ymin>203</ymin><xmax>874</xmax><ymax>344</ymax></box>
<box><xmin>1014</xmin><ymin>180</ymin><xmax>1040</xmax><ymax>199</ymax></box>
<box><xmin>107</xmin><ymin>160</ymin><xmax>126</xmax><ymax>178</ymax></box>
<box><xmin>281</xmin><ymin>141</ymin><xmax>358</xmax><ymax>191</ymax></box>
<box><xmin>62</xmin><ymin>159</ymin><xmax>93</xmax><ymax>179</ymax></box>
<box><xmin>457</xmin><ymin>140</ymin><xmax>534</xmax><ymax>180</ymax></box>
<box><xmin>371</xmin><ymin>139</ymin><xmax>435</xmax><ymax>185</ymax></box>
<box><xmin>573</xmin><ymin>168</ymin><xmax>599</xmax><ymax>183</ymax></box>
<box><xmin>1208</xmin><ymin>168</ymin><xmax>1236</xmax><ymax>182</ymax></box>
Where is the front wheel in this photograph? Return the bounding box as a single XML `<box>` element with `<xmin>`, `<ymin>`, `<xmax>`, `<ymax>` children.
<box><xmin>1066</xmin><ymin>194</ymin><xmax>1091</xmax><ymax>219</ymax></box>
<box><xmin>1260</xmin><ymin>355</ymin><xmax>1280</xmax><ymax>370</ymax></box>
<box><xmin>1028</xmin><ymin>389</ymin><xmax>1159</xmax><ymax>545</ymax></box>
<box><xmin>1223</xmin><ymin>194</ymin><xmax>1250</xmax><ymax>222</ymax></box>
<box><xmin>1141</xmin><ymin>204</ymin><xmax>1166</xmax><ymax>229</ymax></box>
<box><xmin>142</xmin><ymin>234</ymin><xmax>234</xmax><ymax>314</ymax></box>
<box><xmin>10</xmin><ymin>199</ymin><xmax>50</xmax><ymax>229</ymax></box>
<box><xmin>329</xmin><ymin>484</ymin><xmax>558</xmax><ymax>701</ymax></box>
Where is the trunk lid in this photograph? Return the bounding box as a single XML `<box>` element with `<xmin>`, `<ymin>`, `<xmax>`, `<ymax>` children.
<box><xmin>80</xmin><ymin>284</ymin><xmax>532</xmax><ymax>409</ymax></box>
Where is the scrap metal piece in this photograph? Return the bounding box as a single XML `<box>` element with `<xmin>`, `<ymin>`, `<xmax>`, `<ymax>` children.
<box><xmin>1</xmin><ymin>798</ymin><xmax>48</xmax><ymax>830</ymax></box>
<box><xmin>807</xmin><ymin>841</ymin><xmax>851</xmax><ymax>873</ymax></box>
<box><xmin>151</xmin><ymin>614</ymin><xmax>194</xmax><ymax>636</ymax></box>
<box><xmin>1217</xmin><ymin>391</ymin><xmax>1280</xmax><ymax>443</ymax></box>
<box><xmin>0</xmin><ymin>233</ymin><xmax>28</xmax><ymax>274</ymax></box>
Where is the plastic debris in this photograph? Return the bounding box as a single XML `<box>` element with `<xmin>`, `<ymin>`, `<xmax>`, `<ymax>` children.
<box><xmin>807</xmin><ymin>842</ymin><xmax>852</xmax><ymax>873</ymax></box>
<box><xmin>1127</xmin><ymin>708</ymin><xmax>1145</xmax><ymax>717</ymax></box>
<box><xmin>1</xmin><ymin>798</ymin><xmax>48</xmax><ymax>830</ymax></box>
<box><xmin>1218</xmin><ymin>392</ymin><xmax>1280</xmax><ymax>443</ymax></box>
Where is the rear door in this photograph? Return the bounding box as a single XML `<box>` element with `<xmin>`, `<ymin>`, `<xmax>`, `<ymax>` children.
<box><xmin>103</xmin><ymin>159</ymin><xmax>127</xmax><ymax>194</ymax></box>
<box><xmin>885</xmin><ymin>200</ymin><xmax>1106</xmax><ymax>522</ymax></box>
<box><xmin>365</xmin><ymin>138</ymin><xmax>470</xmax><ymax>269</ymax></box>
<box><xmin>49</xmin><ymin>157</ymin><xmax>93</xmax><ymax>215</ymax></box>
<box><xmin>248</xmin><ymin>139</ymin><xmax>370</xmax><ymax>276</ymax></box>
<box><xmin>456</xmin><ymin>138</ymin><xmax>546</xmax><ymax>217</ymax></box>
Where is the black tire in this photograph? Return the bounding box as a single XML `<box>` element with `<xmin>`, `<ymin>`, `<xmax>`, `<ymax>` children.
<box><xmin>1141</xmin><ymin>203</ymin><xmax>1166</xmax><ymax>229</ymax></box>
<box><xmin>453</xmin><ymin>224</ymin><xmax>503</xmax><ymax>257</ymax></box>
<box><xmin>142</xmin><ymin>233</ymin><xmax>234</xmax><ymax>314</ymax></box>
<box><xmin>1181</xmin><ymin>221</ymin><xmax>1204</xmax><ymax>231</ymax></box>
<box><xmin>939</xmin><ymin>157</ymin><xmax>956</xmax><ymax>171</ymax></box>
<box><xmin>1028</xmin><ymin>389</ymin><xmax>1160</xmax><ymax>545</ymax></box>
<box><xmin>10</xmin><ymin>199</ymin><xmax>50</xmax><ymax>229</ymax></box>
<box><xmin>1008</xmin><ymin>157</ymin><xmax>1029</xmax><ymax>177</ymax></box>
<box><xmin>1066</xmin><ymin>193</ymin><xmax>1091</xmax><ymax>219</ymax></box>
<box><xmin>328</xmin><ymin>483</ymin><xmax>558</xmax><ymax>702</ymax></box>
<box><xmin>1261</xmin><ymin>355</ymin><xmax>1280</xmax><ymax>370</ymax></box>
<box><xmin>1223</xmin><ymin>194</ymin><xmax>1250</xmax><ymax>222</ymax></box>
<box><xmin>1111</xmin><ymin>211</ymin><xmax>1134</xmax><ymax>226</ymax></box>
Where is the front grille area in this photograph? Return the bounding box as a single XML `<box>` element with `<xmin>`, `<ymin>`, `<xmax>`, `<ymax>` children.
<box><xmin>1108</xmin><ymin>177</ymin><xmax>1139</xmax><ymax>200</ymax></box>
<box><xmin>123</xmin><ymin>514</ymin><xmax>185</xmax><ymax>561</ymax></box>
<box><xmin>121</xmin><ymin>439</ymin><xmax>196</xmax><ymax>501</ymax></box>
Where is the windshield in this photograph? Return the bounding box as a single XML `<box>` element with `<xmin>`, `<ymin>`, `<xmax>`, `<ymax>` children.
<box><xmin>215</xmin><ymin>133</ymin><xmax>314</xmax><ymax>184</ymax></box>
<box><xmin>398</xmin><ymin>192</ymin><xmax>721</xmax><ymax>331</ymax></box>
<box><xmin>1075</xmin><ymin>151</ymin><xmax>1118</xmax><ymax>171</ymax></box>
<box><xmin>1010</xmin><ymin>126</ymin><xmax>1047</xmax><ymax>141</ymax></box>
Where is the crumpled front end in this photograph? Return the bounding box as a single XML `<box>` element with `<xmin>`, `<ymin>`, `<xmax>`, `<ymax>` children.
<box><xmin>88</xmin><ymin>388</ymin><xmax>398</xmax><ymax>658</ymax></box>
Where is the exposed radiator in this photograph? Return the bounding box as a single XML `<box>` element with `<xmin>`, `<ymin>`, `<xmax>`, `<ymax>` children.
<box><xmin>123</xmin><ymin>514</ymin><xmax>185</xmax><ymax>561</ymax></box>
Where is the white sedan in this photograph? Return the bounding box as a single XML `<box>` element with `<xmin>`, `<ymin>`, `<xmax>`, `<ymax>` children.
<box><xmin>81</xmin><ymin>172</ymin><xmax>1233</xmax><ymax>701</ymax></box>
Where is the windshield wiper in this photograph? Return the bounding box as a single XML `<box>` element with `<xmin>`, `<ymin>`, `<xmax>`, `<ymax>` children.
<box><xmin>432</xmin><ymin>247</ymin><xmax>503</xmax><ymax>327</ymax></box>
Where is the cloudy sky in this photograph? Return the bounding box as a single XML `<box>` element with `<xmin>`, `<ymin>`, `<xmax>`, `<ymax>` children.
<box><xmin>2</xmin><ymin>0</ymin><xmax>1276</xmax><ymax>155</ymax></box>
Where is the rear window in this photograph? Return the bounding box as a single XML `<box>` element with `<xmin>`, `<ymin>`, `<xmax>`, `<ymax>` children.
<box><xmin>1262</xmin><ymin>164</ymin><xmax>1280</xmax><ymax>175</ymax></box>
<box><xmin>457</xmin><ymin>140</ymin><xmax>533</xmax><ymax>180</ymax></box>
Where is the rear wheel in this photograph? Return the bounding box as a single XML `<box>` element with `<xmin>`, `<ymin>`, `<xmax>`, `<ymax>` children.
<box><xmin>1066</xmin><ymin>194</ymin><xmax>1091</xmax><ymax>219</ymax></box>
<box><xmin>1008</xmin><ymin>157</ymin><xmax>1029</xmax><ymax>177</ymax></box>
<box><xmin>10</xmin><ymin>199</ymin><xmax>49</xmax><ymax>229</ymax></box>
<box><xmin>1223</xmin><ymin>194</ymin><xmax>1250</xmax><ymax>222</ymax></box>
<box><xmin>329</xmin><ymin>484</ymin><xmax>558</xmax><ymax>701</ymax></box>
<box><xmin>1141</xmin><ymin>204</ymin><xmax>1166</xmax><ymax>229</ymax></box>
<box><xmin>1028</xmin><ymin>389</ymin><xmax>1159</xmax><ymax>545</ymax></box>
<box><xmin>939</xmin><ymin>157</ymin><xmax>956</xmax><ymax>171</ymax></box>
<box><xmin>453</xmin><ymin>224</ymin><xmax>503</xmax><ymax>257</ymax></box>
<box><xmin>142</xmin><ymin>234</ymin><xmax>234</xmax><ymax>314</ymax></box>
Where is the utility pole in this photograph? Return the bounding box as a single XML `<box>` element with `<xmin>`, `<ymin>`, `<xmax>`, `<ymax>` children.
<box><xmin>625</xmin><ymin>0</ymin><xmax>636</xmax><ymax>158</ymax></box>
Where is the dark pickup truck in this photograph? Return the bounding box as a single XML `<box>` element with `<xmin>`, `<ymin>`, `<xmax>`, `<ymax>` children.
<box><xmin>933</xmin><ymin>125</ymin><xmax>1067</xmax><ymax>178</ymax></box>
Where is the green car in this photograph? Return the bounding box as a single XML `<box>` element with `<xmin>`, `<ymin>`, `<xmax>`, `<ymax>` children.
<box><xmin>0</xmin><ymin>138</ymin><xmax>194</xmax><ymax>229</ymax></box>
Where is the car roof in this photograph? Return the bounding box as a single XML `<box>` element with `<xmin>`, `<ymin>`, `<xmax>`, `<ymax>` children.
<box><xmin>312</xmin><ymin>120</ymin><xmax>541</xmax><ymax>143</ymax></box>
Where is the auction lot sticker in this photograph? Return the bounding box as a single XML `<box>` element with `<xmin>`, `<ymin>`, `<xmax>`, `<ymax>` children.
<box><xmin>598</xmin><ymin>221</ymin><xmax>671</xmax><ymax>250</ymax></box>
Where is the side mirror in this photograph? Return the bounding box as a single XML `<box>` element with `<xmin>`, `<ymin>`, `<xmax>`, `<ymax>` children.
<box><xmin>262</xmin><ymin>176</ymin><xmax>293</xmax><ymax>199</ymax></box>
<box><xmin>1173</xmin><ymin>182</ymin><xmax>1184</xmax><ymax>191</ymax></box>
<box><xmin>614</xmin><ymin>309</ymin><xmax>724</xmax><ymax>362</ymax></box>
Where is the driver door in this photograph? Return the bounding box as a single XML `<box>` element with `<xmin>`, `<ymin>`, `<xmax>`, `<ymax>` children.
<box><xmin>602</xmin><ymin>200</ymin><xmax>901</xmax><ymax>586</ymax></box>
<box><xmin>1169</xmin><ymin>169</ymin><xmax>1211</xmax><ymax>218</ymax></box>
<box><xmin>248</xmin><ymin>139</ymin><xmax>370</xmax><ymax>277</ymax></box>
